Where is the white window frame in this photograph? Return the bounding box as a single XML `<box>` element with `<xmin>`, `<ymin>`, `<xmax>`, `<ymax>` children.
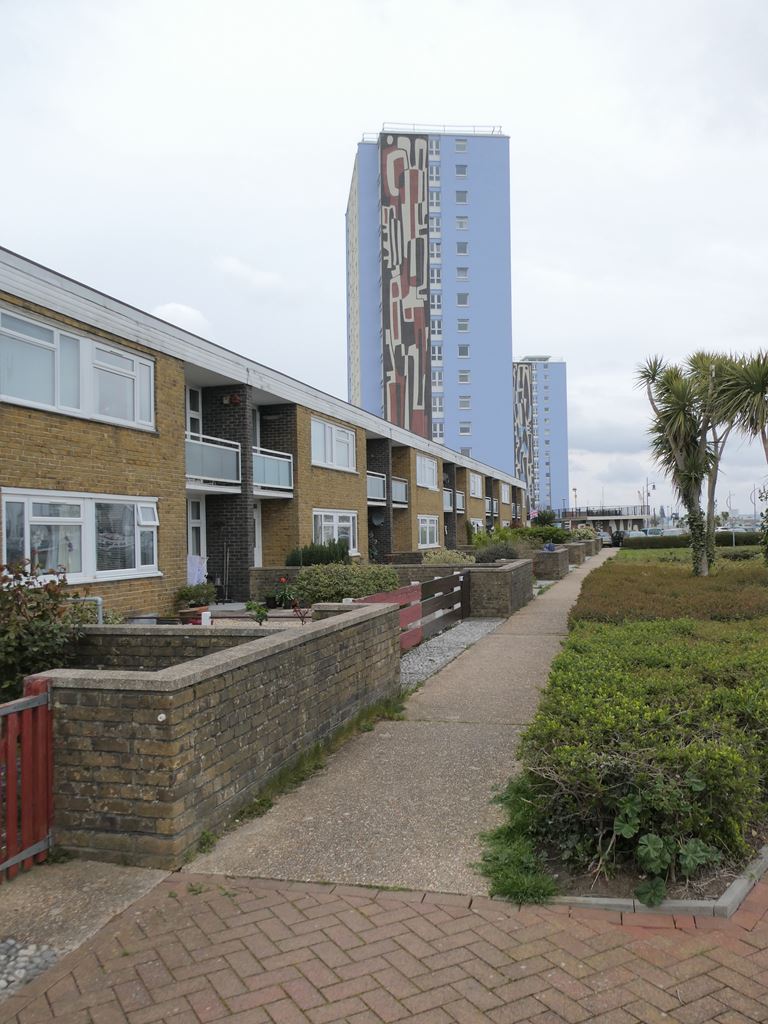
<box><xmin>469</xmin><ymin>473</ymin><xmax>483</xmax><ymax>498</ymax></box>
<box><xmin>470</xmin><ymin>518</ymin><xmax>484</xmax><ymax>534</ymax></box>
<box><xmin>455</xmin><ymin>138</ymin><xmax>467</xmax><ymax>152</ymax></box>
<box><xmin>458</xmin><ymin>370</ymin><xmax>471</xmax><ymax>384</ymax></box>
<box><xmin>429</xmin><ymin>215</ymin><xmax>441</xmax><ymax>236</ymax></box>
<box><xmin>456</xmin><ymin>241</ymin><xmax>469</xmax><ymax>255</ymax></box>
<box><xmin>458</xmin><ymin>395</ymin><xmax>471</xmax><ymax>410</ymax></box>
<box><xmin>456</xmin><ymin>216</ymin><xmax>469</xmax><ymax>230</ymax></box>
<box><xmin>456</xmin><ymin>164</ymin><xmax>468</xmax><ymax>178</ymax></box>
<box><xmin>458</xmin><ymin>344</ymin><xmax>470</xmax><ymax>358</ymax></box>
<box><xmin>429</xmin><ymin>240</ymin><xmax>442</xmax><ymax>261</ymax></box>
<box><xmin>432</xmin><ymin>394</ymin><xmax>444</xmax><ymax>415</ymax></box>
<box><xmin>456</xmin><ymin>190</ymin><xmax>468</xmax><ymax>204</ymax></box>
<box><xmin>432</xmin><ymin>422</ymin><xmax>445</xmax><ymax>442</ymax></box>
<box><xmin>310</xmin><ymin>417</ymin><xmax>357</xmax><ymax>473</ymax></box>
<box><xmin>0</xmin><ymin>307</ymin><xmax>155</xmax><ymax>430</ymax></box>
<box><xmin>417</xmin><ymin>515</ymin><xmax>440</xmax><ymax>549</ymax></box>
<box><xmin>456</xmin><ymin>267</ymin><xmax>469</xmax><ymax>281</ymax></box>
<box><xmin>430</xmin><ymin>318</ymin><xmax>443</xmax><ymax>339</ymax></box>
<box><xmin>430</xmin><ymin>292</ymin><xmax>442</xmax><ymax>312</ymax></box>
<box><xmin>457</xmin><ymin>319</ymin><xmax>469</xmax><ymax>333</ymax></box>
<box><xmin>1</xmin><ymin>487</ymin><xmax>160</xmax><ymax>583</ymax></box>
<box><xmin>416</xmin><ymin>455</ymin><xmax>439</xmax><ymax>491</ymax></box>
<box><xmin>457</xmin><ymin>292</ymin><xmax>469</xmax><ymax>307</ymax></box>
<box><xmin>431</xmin><ymin>342</ymin><xmax>443</xmax><ymax>363</ymax></box>
<box><xmin>501</xmin><ymin>483</ymin><xmax>511</xmax><ymax>504</ymax></box>
<box><xmin>312</xmin><ymin>509</ymin><xmax>359</xmax><ymax>555</ymax></box>
<box><xmin>431</xmin><ymin>368</ymin><xmax>443</xmax><ymax>389</ymax></box>
<box><xmin>429</xmin><ymin>266</ymin><xmax>442</xmax><ymax>287</ymax></box>
<box><xmin>459</xmin><ymin>421</ymin><xmax>472</xmax><ymax>435</ymax></box>
<box><xmin>429</xmin><ymin>137</ymin><xmax>441</xmax><ymax>158</ymax></box>
<box><xmin>429</xmin><ymin>189</ymin><xmax>441</xmax><ymax>211</ymax></box>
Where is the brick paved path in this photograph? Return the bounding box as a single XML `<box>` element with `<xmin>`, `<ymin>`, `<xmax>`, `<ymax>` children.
<box><xmin>6</xmin><ymin>874</ymin><xmax>768</xmax><ymax>1024</ymax></box>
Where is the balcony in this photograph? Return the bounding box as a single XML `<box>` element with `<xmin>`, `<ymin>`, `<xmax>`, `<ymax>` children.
<box><xmin>443</xmin><ymin>488</ymin><xmax>453</xmax><ymax>512</ymax></box>
<box><xmin>367</xmin><ymin>472</ymin><xmax>387</xmax><ymax>504</ymax></box>
<box><xmin>185</xmin><ymin>433</ymin><xmax>241</xmax><ymax>490</ymax></box>
<box><xmin>455</xmin><ymin>490</ymin><xmax>465</xmax><ymax>513</ymax></box>
<box><xmin>252</xmin><ymin>447</ymin><xmax>293</xmax><ymax>494</ymax></box>
<box><xmin>392</xmin><ymin>477</ymin><xmax>409</xmax><ymax>506</ymax></box>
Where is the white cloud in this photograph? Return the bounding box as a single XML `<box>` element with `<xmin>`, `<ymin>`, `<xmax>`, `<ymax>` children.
<box><xmin>152</xmin><ymin>303</ymin><xmax>211</xmax><ymax>337</ymax></box>
<box><xmin>215</xmin><ymin>257</ymin><xmax>289</xmax><ymax>295</ymax></box>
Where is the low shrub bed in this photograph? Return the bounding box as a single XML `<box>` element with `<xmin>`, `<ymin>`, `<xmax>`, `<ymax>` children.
<box><xmin>422</xmin><ymin>548</ymin><xmax>475</xmax><ymax>565</ymax></box>
<box><xmin>473</xmin><ymin>525</ymin><xmax>569</xmax><ymax>548</ymax></box>
<box><xmin>623</xmin><ymin>531</ymin><xmax>761</xmax><ymax>549</ymax></box>
<box><xmin>569</xmin><ymin>559</ymin><xmax>768</xmax><ymax>624</ymax></box>
<box><xmin>294</xmin><ymin>563</ymin><xmax>399</xmax><ymax>605</ymax></box>
<box><xmin>618</xmin><ymin>546</ymin><xmax>762</xmax><ymax>563</ymax></box>
<box><xmin>481</xmin><ymin>617</ymin><xmax>768</xmax><ymax>905</ymax></box>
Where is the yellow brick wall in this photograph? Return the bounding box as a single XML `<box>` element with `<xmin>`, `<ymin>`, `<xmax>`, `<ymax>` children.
<box><xmin>0</xmin><ymin>294</ymin><xmax>187</xmax><ymax>617</ymax></box>
<box><xmin>390</xmin><ymin>447</ymin><xmax>443</xmax><ymax>552</ymax></box>
<box><xmin>292</xmin><ymin>405</ymin><xmax>369</xmax><ymax>560</ymax></box>
<box><xmin>465</xmin><ymin>468</ymin><xmax>486</xmax><ymax>525</ymax></box>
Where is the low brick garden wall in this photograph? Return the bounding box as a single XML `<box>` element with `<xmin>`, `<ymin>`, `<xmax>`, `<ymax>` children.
<box><xmin>565</xmin><ymin>541</ymin><xmax>587</xmax><ymax>565</ymax></box>
<box><xmin>73</xmin><ymin>625</ymin><xmax>268</xmax><ymax>670</ymax></box>
<box><xmin>532</xmin><ymin>547</ymin><xmax>570</xmax><ymax>580</ymax></box>
<box><xmin>32</xmin><ymin>606</ymin><xmax>400</xmax><ymax>869</ymax></box>
<box><xmin>468</xmin><ymin>561</ymin><xmax>533</xmax><ymax>616</ymax></box>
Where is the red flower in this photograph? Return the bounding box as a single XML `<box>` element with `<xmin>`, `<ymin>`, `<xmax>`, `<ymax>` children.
<box><xmin>279</xmin><ymin>577</ymin><xmax>287</xmax><ymax>584</ymax></box>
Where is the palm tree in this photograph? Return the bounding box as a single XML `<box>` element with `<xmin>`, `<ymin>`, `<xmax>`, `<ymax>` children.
<box><xmin>719</xmin><ymin>352</ymin><xmax>768</xmax><ymax>465</ymax></box>
<box><xmin>637</xmin><ymin>358</ymin><xmax>712</xmax><ymax>575</ymax></box>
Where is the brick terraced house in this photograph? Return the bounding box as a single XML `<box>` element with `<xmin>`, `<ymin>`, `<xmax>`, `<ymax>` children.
<box><xmin>0</xmin><ymin>248</ymin><xmax>527</xmax><ymax>616</ymax></box>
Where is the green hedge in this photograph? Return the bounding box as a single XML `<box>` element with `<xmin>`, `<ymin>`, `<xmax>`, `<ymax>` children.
<box><xmin>623</xmin><ymin>531</ymin><xmax>761</xmax><ymax>550</ymax></box>
<box><xmin>474</xmin><ymin>525</ymin><xmax>568</xmax><ymax>548</ymax></box>
<box><xmin>483</xmin><ymin>617</ymin><xmax>768</xmax><ymax>902</ymax></box>
<box><xmin>293</xmin><ymin>564</ymin><xmax>399</xmax><ymax>605</ymax></box>
<box><xmin>285</xmin><ymin>539</ymin><xmax>350</xmax><ymax>566</ymax></box>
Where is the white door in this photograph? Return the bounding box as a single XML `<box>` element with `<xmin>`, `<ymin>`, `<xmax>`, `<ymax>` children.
<box><xmin>253</xmin><ymin>502</ymin><xmax>262</xmax><ymax>567</ymax></box>
<box><xmin>188</xmin><ymin>497</ymin><xmax>206</xmax><ymax>557</ymax></box>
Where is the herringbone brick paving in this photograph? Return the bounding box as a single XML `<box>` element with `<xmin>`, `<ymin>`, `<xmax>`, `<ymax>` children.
<box><xmin>5</xmin><ymin>875</ymin><xmax>768</xmax><ymax>1024</ymax></box>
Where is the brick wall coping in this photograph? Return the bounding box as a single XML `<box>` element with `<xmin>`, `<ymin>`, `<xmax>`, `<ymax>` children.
<box><xmin>78</xmin><ymin>624</ymin><xmax>272</xmax><ymax>638</ymax></box>
<box><xmin>31</xmin><ymin>604</ymin><xmax>394</xmax><ymax>694</ymax></box>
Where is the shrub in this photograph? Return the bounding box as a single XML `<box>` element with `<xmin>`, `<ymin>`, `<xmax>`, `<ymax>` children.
<box><xmin>174</xmin><ymin>582</ymin><xmax>217</xmax><ymax>608</ymax></box>
<box><xmin>245</xmin><ymin>601</ymin><xmax>269</xmax><ymax>624</ymax></box>
<box><xmin>293</xmin><ymin>564</ymin><xmax>399</xmax><ymax>605</ymax></box>
<box><xmin>623</xmin><ymin>531</ymin><xmax>762</xmax><ymax>550</ymax></box>
<box><xmin>473</xmin><ymin>525</ymin><xmax>568</xmax><ymax>548</ymax></box>
<box><xmin>569</xmin><ymin>559</ymin><xmax>768</xmax><ymax>625</ymax></box>
<box><xmin>0</xmin><ymin>562</ymin><xmax>84</xmax><ymax>700</ymax></box>
<box><xmin>570</xmin><ymin>526</ymin><xmax>597</xmax><ymax>540</ymax></box>
<box><xmin>475</xmin><ymin>542</ymin><xmax>520</xmax><ymax>563</ymax></box>
<box><xmin>285</xmin><ymin>539</ymin><xmax>350</xmax><ymax>566</ymax></box>
<box><xmin>422</xmin><ymin>548</ymin><xmax>475</xmax><ymax>565</ymax></box>
<box><xmin>482</xmin><ymin>617</ymin><xmax>768</xmax><ymax>902</ymax></box>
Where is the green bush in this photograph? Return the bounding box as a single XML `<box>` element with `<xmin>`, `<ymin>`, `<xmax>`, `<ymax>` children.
<box><xmin>482</xmin><ymin>617</ymin><xmax>768</xmax><ymax>902</ymax></box>
<box><xmin>293</xmin><ymin>563</ymin><xmax>399</xmax><ymax>605</ymax></box>
<box><xmin>475</xmin><ymin>542</ymin><xmax>522</xmax><ymax>563</ymax></box>
<box><xmin>473</xmin><ymin>525</ymin><xmax>568</xmax><ymax>548</ymax></box>
<box><xmin>174</xmin><ymin>582</ymin><xmax>217</xmax><ymax>608</ymax></box>
<box><xmin>0</xmin><ymin>562</ymin><xmax>84</xmax><ymax>700</ymax></box>
<box><xmin>623</xmin><ymin>531</ymin><xmax>762</xmax><ymax>550</ymax></box>
<box><xmin>285</xmin><ymin>539</ymin><xmax>350</xmax><ymax>566</ymax></box>
<box><xmin>422</xmin><ymin>548</ymin><xmax>475</xmax><ymax>565</ymax></box>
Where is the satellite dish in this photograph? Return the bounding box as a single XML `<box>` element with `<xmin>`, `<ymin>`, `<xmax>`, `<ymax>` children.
<box><xmin>370</xmin><ymin>510</ymin><xmax>386</xmax><ymax>527</ymax></box>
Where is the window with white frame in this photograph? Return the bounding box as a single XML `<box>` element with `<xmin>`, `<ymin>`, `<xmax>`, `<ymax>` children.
<box><xmin>456</xmin><ymin>240</ymin><xmax>469</xmax><ymax>255</ymax></box>
<box><xmin>428</xmin><ymin>164</ymin><xmax>440</xmax><ymax>184</ymax></box>
<box><xmin>417</xmin><ymin>515</ymin><xmax>440</xmax><ymax>548</ymax></box>
<box><xmin>457</xmin><ymin>292</ymin><xmax>469</xmax><ymax>307</ymax></box>
<box><xmin>428</xmin><ymin>137</ymin><xmax>440</xmax><ymax>158</ymax></box>
<box><xmin>459</xmin><ymin>421</ymin><xmax>471</xmax><ymax>435</ymax></box>
<box><xmin>431</xmin><ymin>342</ymin><xmax>443</xmax><ymax>363</ymax></box>
<box><xmin>458</xmin><ymin>370</ymin><xmax>471</xmax><ymax>384</ymax></box>
<box><xmin>430</xmin><ymin>292</ymin><xmax>442</xmax><ymax>312</ymax></box>
<box><xmin>312</xmin><ymin>509</ymin><xmax>358</xmax><ymax>553</ymax></box>
<box><xmin>456</xmin><ymin>164</ymin><xmax>468</xmax><ymax>178</ymax></box>
<box><xmin>430</xmin><ymin>318</ymin><xmax>443</xmax><ymax>339</ymax></box>
<box><xmin>460</xmin><ymin>446</ymin><xmax>472</xmax><ymax>456</ymax></box>
<box><xmin>429</xmin><ymin>189</ymin><xmax>441</xmax><ymax>211</ymax></box>
<box><xmin>432</xmin><ymin>421</ymin><xmax>444</xmax><ymax>442</ymax></box>
<box><xmin>455</xmin><ymin>138</ymin><xmax>467</xmax><ymax>152</ymax></box>
<box><xmin>2</xmin><ymin>490</ymin><xmax>159</xmax><ymax>581</ymax></box>
<box><xmin>310</xmin><ymin>417</ymin><xmax>356</xmax><ymax>471</ymax></box>
<box><xmin>470</xmin><ymin>518</ymin><xmax>483</xmax><ymax>533</ymax></box>
<box><xmin>429</xmin><ymin>240</ymin><xmax>442</xmax><ymax>261</ymax></box>
<box><xmin>456</xmin><ymin>190</ymin><xmax>468</xmax><ymax>204</ymax></box>
<box><xmin>416</xmin><ymin>455</ymin><xmax>438</xmax><ymax>490</ymax></box>
<box><xmin>456</xmin><ymin>267</ymin><xmax>469</xmax><ymax>281</ymax></box>
<box><xmin>501</xmin><ymin>483</ymin><xmax>511</xmax><ymax>504</ymax></box>
<box><xmin>469</xmin><ymin>472</ymin><xmax>483</xmax><ymax>498</ymax></box>
<box><xmin>456</xmin><ymin>216</ymin><xmax>469</xmax><ymax>230</ymax></box>
<box><xmin>458</xmin><ymin>395</ymin><xmax>471</xmax><ymax>410</ymax></box>
<box><xmin>429</xmin><ymin>215</ymin><xmax>441</xmax><ymax>235</ymax></box>
<box><xmin>431</xmin><ymin>368</ymin><xmax>443</xmax><ymax>389</ymax></box>
<box><xmin>0</xmin><ymin>309</ymin><xmax>155</xmax><ymax>429</ymax></box>
<box><xmin>457</xmin><ymin>318</ymin><xmax>469</xmax><ymax>333</ymax></box>
<box><xmin>432</xmin><ymin>394</ymin><xmax>444</xmax><ymax>415</ymax></box>
<box><xmin>429</xmin><ymin>267</ymin><xmax>442</xmax><ymax>287</ymax></box>
<box><xmin>458</xmin><ymin>343</ymin><xmax>470</xmax><ymax>358</ymax></box>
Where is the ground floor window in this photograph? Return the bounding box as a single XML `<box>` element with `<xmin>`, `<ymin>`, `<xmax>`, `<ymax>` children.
<box><xmin>2</xmin><ymin>488</ymin><xmax>159</xmax><ymax>581</ymax></box>
<box><xmin>312</xmin><ymin>509</ymin><xmax>358</xmax><ymax>554</ymax></box>
<box><xmin>470</xmin><ymin>518</ymin><xmax>484</xmax><ymax>534</ymax></box>
<box><xmin>417</xmin><ymin>515</ymin><xmax>440</xmax><ymax>548</ymax></box>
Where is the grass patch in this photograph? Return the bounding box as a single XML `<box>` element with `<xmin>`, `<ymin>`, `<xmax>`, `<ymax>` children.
<box><xmin>617</xmin><ymin>546</ymin><xmax>762</xmax><ymax>563</ymax></box>
<box><xmin>570</xmin><ymin>559</ymin><xmax>768</xmax><ymax>625</ymax></box>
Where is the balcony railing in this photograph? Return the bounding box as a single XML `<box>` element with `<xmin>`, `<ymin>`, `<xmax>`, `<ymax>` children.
<box><xmin>562</xmin><ymin>505</ymin><xmax>650</xmax><ymax>519</ymax></box>
<box><xmin>367</xmin><ymin>472</ymin><xmax>387</xmax><ymax>503</ymax></box>
<box><xmin>455</xmin><ymin>490</ymin><xmax>465</xmax><ymax>512</ymax></box>
<box><xmin>252</xmin><ymin>447</ymin><xmax>293</xmax><ymax>491</ymax></box>
<box><xmin>392</xmin><ymin>477</ymin><xmax>409</xmax><ymax>505</ymax></box>
<box><xmin>185</xmin><ymin>432</ymin><xmax>241</xmax><ymax>486</ymax></box>
<box><xmin>443</xmin><ymin>488</ymin><xmax>453</xmax><ymax>512</ymax></box>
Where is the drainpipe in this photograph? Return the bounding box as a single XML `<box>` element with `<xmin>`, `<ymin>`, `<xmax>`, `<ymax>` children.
<box><xmin>68</xmin><ymin>595</ymin><xmax>104</xmax><ymax>624</ymax></box>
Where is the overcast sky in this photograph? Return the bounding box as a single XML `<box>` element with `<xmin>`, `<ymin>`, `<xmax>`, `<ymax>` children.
<box><xmin>2</xmin><ymin>0</ymin><xmax>767</xmax><ymax>517</ymax></box>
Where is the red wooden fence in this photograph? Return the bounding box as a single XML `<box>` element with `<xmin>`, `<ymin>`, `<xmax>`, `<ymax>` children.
<box><xmin>356</xmin><ymin>572</ymin><xmax>469</xmax><ymax>652</ymax></box>
<box><xmin>0</xmin><ymin>677</ymin><xmax>53</xmax><ymax>882</ymax></box>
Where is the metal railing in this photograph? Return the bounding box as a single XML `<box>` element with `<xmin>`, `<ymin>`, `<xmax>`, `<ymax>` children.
<box><xmin>185</xmin><ymin>432</ymin><xmax>241</xmax><ymax>485</ymax></box>
<box><xmin>367</xmin><ymin>472</ymin><xmax>387</xmax><ymax>502</ymax></box>
<box><xmin>561</xmin><ymin>505</ymin><xmax>650</xmax><ymax>518</ymax></box>
<box><xmin>455</xmin><ymin>490</ymin><xmax>465</xmax><ymax>512</ymax></box>
<box><xmin>252</xmin><ymin>447</ymin><xmax>293</xmax><ymax>491</ymax></box>
<box><xmin>443</xmin><ymin>488</ymin><xmax>453</xmax><ymax>512</ymax></box>
<box><xmin>392</xmin><ymin>477</ymin><xmax>409</xmax><ymax>505</ymax></box>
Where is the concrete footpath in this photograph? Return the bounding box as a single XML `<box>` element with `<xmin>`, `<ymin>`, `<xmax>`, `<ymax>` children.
<box><xmin>190</xmin><ymin>548</ymin><xmax>616</xmax><ymax>893</ymax></box>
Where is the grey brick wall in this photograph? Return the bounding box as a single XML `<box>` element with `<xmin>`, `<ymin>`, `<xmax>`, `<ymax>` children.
<box><xmin>468</xmin><ymin>561</ymin><xmax>533</xmax><ymax>617</ymax></box>
<box><xmin>36</xmin><ymin>605</ymin><xmax>401</xmax><ymax>869</ymax></box>
<box><xmin>532</xmin><ymin>548</ymin><xmax>570</xmax><ymax>580</ymax></box>
<box><xmin>73</xmin><ymin>625</ymin><xmax>267</xmax><ymax>670</ymax></box>
<box><xmin>565</xmin><ymin>542</ymin><xmax>587</xmax><ymax>565</ymax></box>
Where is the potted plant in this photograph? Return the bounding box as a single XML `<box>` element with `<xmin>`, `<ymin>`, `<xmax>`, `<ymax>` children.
<box><xmin>174</xmin><ymin>582</ymin><xmax>217</xmax><ymax>625</ymax></box>
<box><xmin>245</xmin><ymin>600</ymin><xmax>269</xmax><ymax>624</ymax></box>
<box><xmin>273</xmin><ymin>576</ymin><xmax>296</xmax><ymax>609</ymax></box>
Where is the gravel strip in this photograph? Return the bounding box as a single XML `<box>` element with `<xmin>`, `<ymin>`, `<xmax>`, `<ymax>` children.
<box><xmin>400</xmin><ymin>617</ymin><xmax>504</xmax><ymax>690</ymax></box>
<box><xmin>0</xmin><ymin>939</ymin><xmax>57</xmax><ymax>996</ymax></box>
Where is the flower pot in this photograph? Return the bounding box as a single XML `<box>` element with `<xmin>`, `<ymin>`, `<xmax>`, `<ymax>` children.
<box><xmin>178</xmin><ymin>605</ymin><xmax>208</xmax><ymax>625</ymax></box>
<box><xmin>265</xmin><ymin>595</ymin><xmax>277</xmax><ymax>609</ymax></box>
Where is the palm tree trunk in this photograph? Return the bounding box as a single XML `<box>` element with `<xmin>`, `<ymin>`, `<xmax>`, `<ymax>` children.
<box><xmin>687</xmin><ymin>502</ymin><xmax>708</xmax><ymax>576</ymax></box>
<box><xmin>705</xmin><ymin>465</ymin><xmax>718</xmax><ymax>569</ymax></box>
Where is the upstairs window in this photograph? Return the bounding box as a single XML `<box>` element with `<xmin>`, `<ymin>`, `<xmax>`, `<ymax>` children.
<box><xmin>416</xmin><ymin>455</ymin><xmax>439</xmax><ymax>490</ymax></box>
<box><xmin>469</xmin><ymin>472</ymin><xmax>483</xmax><ymax>498</ymax></box>
<box><xmin>0</xmin><ymin>309</ymin><xmax>155</xmax><ymax>429</ymax></box>
<box><xmin>311</xmin><ymin>417</ymin><xmax>356</xmax><ymax>471</ymax></box>
<box><xmin>501</xmin><ymin>483</ymin><xmax>511</xmax><ymax>504</ymax></box>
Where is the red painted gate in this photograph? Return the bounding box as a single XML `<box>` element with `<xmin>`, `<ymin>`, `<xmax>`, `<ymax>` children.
<box><xmin>0</xmin><ymin>678</ymin><xmax>53</xmax><ymax>882</ymax></box>
<box><xmin>356</xmin><ymin>571</ymin><xmax>470</xmax><ymax>652</ymax></box>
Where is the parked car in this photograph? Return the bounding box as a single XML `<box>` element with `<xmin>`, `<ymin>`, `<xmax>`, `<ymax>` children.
<box><xmin>716</xmin><ymin>525</ymin><xmax>747</xmax><ymax>533</ymax></box>
<box><xmin>662</xmin><ymin>528</ymin><xmax>687</xmax><ymax>536</ymax></box>
<box><xmin>626</xmin><ymin>531</ymin><xmax>646</xmax><ymax>539</ymax></box>
<box><xmin>644</xmin><ymin>527</ymin><xmax>663</xmax><ymax>536</ymax></box>
<box><xmin>596</xmin><ymin>530</ymin><xmax>612</xmax><ymax>546</ymax></box>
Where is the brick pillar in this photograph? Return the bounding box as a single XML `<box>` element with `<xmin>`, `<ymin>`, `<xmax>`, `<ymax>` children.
<box><xmin>201</xmin><ymin>384</ymin><xmax>255</xmax><ymax>602</ymax></box>
<box><xmin>366</xmin><ymin>438</ymin><xmax>393</xmax><ymax>563</ymax></box>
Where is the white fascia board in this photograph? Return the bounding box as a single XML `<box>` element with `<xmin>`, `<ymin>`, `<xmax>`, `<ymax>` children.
<box><xmin>0</xmin><ymin>247</ymin><xmax>526</xmax><ymax>490</ymax></box>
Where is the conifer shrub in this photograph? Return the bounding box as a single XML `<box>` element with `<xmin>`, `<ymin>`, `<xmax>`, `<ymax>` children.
<box><xmin>293</xmin><ymin>564</ymin><xmax>399</xmax><ymax>605</ymax></box>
